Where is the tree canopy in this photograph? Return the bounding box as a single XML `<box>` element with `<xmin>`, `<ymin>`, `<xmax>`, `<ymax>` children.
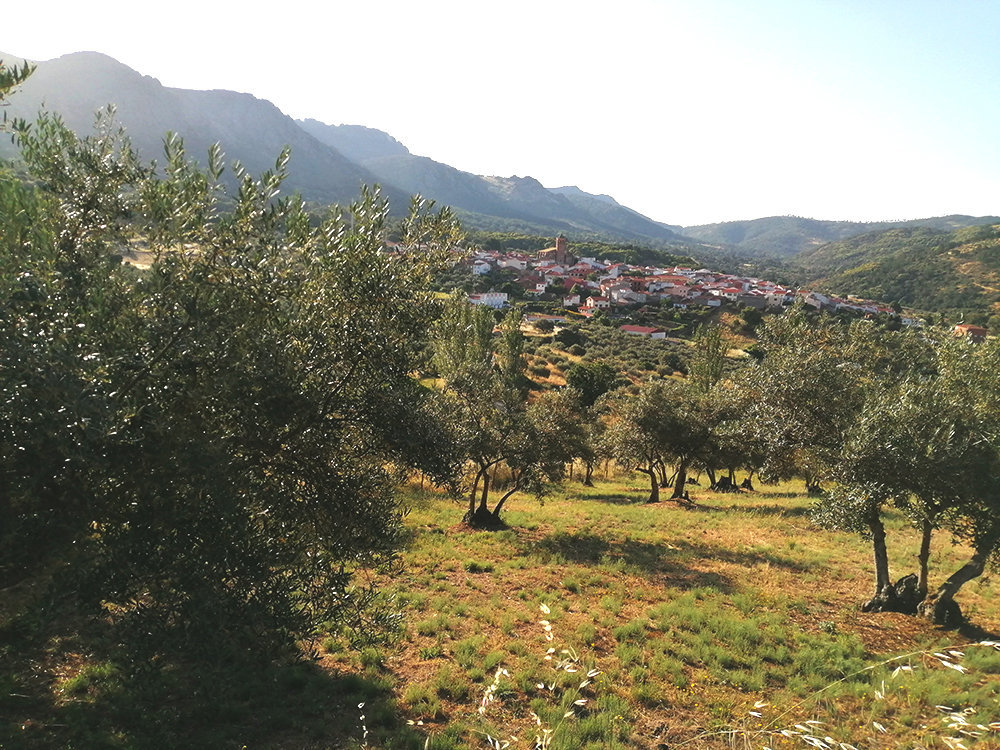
<box><xmin>1</xmin><ymin>109</ymin><xmax>461</xmax><ymax>656</ymax></box>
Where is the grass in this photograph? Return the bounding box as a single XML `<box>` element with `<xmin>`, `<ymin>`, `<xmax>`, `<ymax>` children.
<box><xmin>3</xmin><ymin>474</ymin><xmax>1000</xmax><ymax>749</ymax></box>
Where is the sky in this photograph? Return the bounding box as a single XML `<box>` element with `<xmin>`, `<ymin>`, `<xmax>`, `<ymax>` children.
<box><xmin>4</xmin><ymin>0</ymin><xmax>999</xmax><ymax>227</ymax></box>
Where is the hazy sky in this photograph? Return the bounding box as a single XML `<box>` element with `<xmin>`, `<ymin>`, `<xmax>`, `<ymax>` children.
<box><xmin>5</xmin><ymin>0</ymin><xmax>999</xmax><ymax>226</ymax></box>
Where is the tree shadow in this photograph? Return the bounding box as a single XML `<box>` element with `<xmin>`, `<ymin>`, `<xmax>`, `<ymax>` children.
<box><xmin>956</xmin><ymin>620</ymin><xmax>1000</xmax><ymax>641</ymax></box>
<box><xmin>0</xmin><ymin>591</ymin><xmax>428</xmax><ymax>750</ymax></box>
<box><xmin>527</xmin><ymin>530</ymin><xmax>815</xmax><ymax>592</ymax></box>
<box><xmin>579</xmin><ymin>491</ymin><xmax>645</xmax><ymax>505</ymax></box>
<box><xmin>732</xmin><ymin>503</ymin><xmax>813</xmax><ymax>518</ymax></box>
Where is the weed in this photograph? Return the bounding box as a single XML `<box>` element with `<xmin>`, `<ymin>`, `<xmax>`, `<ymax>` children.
<box><xmin>599</xmin><ymin>595</ymin><xmax>622</xmax><ymax>615</ymax></box>
<box><xmin>419</xmin><ymin>644</ymin><xmax>444</xmax><ymax>660</ymax></box>
<box><xmin>415</xmin><ymin>613</ymin><xmax>451</xmax><ymax>637</ymax></box>
<box><xmin>403</xmin><ymin>684</ymin><xmax>444</xmax><ymax>721</ymax></box>
<box><xmin>432</xmin><ymin>664</ymin><xmax>471</xmax><ymax>701</ymax></box>
<box><xmin>454</xmin><ymin>636</ymin><xmax>486</xmax><ymax>668</ymax></box>
<box><xmin>360</xmin><ymin>647</ymin><xmax>385</xmax><ymax>671</ymax></box>
<box><xmin>464</xmin><ymin>560</ymin><xmax>495</xmax><ymax>574</ymax></box>
<box><xmin>561</xmin><ymin>577</ymin><xmax>581</xmax><ymax>594</ymax></box>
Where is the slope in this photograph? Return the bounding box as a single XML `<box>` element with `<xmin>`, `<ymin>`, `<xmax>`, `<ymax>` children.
<box><xmin>299</xmin><ymin>116</ymin><xmax>687</xmax><ymax>242</ymax></box>
<box><xmin>795</xmin><ymin>223</ymin><xmax>1000</xmax><ymax>313</ymax></box>
<box><xmin>0</xmin><ymin>51</ymin><xmax>408</xmax><ymax>208</ymax></box>
<box><xmin>684</xmin><ymin>215</ymin><xmax>1000</xmax><ymax>259</ymax></box>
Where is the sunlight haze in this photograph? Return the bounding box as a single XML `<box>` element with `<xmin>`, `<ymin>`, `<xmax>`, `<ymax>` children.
<box><xmin>5</xmin><ymin>0</ymin><xmax>998</xmax><ymax>226</ymax></box>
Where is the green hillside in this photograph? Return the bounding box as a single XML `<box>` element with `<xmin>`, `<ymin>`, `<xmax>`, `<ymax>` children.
<box><xmin>794</xmin><ymin>223</ymin><xmax>1000</xmax><ymax>315</ymax></box>
<box><xmin>683</xmin><ymin>215</ymin><xmax>1000</xmax><ymax>259</ymax></box>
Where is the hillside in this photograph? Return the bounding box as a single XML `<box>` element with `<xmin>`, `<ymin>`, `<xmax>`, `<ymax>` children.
<box><xmin>354</xmin><ymin>153</ymin><xmax>687</xmax><ymax>242</ymax></box>
<box><xmin>0</xmin><ymin>51</ymin><xmax>409</xmax><ymax>208</ymax></box>
<box><xmin>297</xmin><ymin>119</ymin><xmax>410</xmax><ymax>163</ymax></box>
<box><xmin>794</xmin><ymin>223</ymin><xmax>1000</xmax><ymax>313</ymax></box>
<box><xmin>0</xmin><ymin>50</ymin><xmax>690</xmax><ymax>241</ymax></box>
<box><xmin>684</xmin><ymin>214</ymin><xmax>1000</xmax><ymax>258</ymax></box>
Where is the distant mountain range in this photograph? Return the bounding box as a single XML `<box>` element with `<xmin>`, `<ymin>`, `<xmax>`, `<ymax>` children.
<box><xmin>683</xmin><ymin>215</ymin><xmax>1000</xmax><ymax>258</ymax></box>
<box><xmin>297</xmin><ymin>118</ymin><xmax>684</xmax><ymax>242</ymax></box>
<box><xmin>2</xmin><ymin>49</ymin><xmax>998</xmax><ymax>306</ymax></box>
<box><xmin>0</xmin><ymin>51</ymin><xmax>686</xmax><ymax>244</ymax></box>
<box><xmin>0</xmin><ymin>51</ymin><xmax>410</xmax><ymax>208</ymax></box>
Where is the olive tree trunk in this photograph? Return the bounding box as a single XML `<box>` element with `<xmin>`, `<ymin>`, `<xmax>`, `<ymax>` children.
<box><xmin>918</xmin><ymin>548</ymin><xmax>989</xmax><ymax>626</ymax></box>
<box><xmin>916</xmin><ymin>519</ymin><xmax>932</xmax><ymax>600</ymax></box>
<box><xmin>671</xmin><ymin>460</ymin><xmax>688</xmax><ymax>499</ymax></box>
<box><xmin>641</xmin><ymin>467</ymin><xmax>659</xmax><ymax>504</ymax></box>
<box><xmin>862</xmin><ymin>513</ymin><xmax>921</xmax><ymax>614</ymax></box>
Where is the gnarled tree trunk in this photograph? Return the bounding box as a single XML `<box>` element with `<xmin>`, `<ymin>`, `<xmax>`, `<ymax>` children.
<box><xmin>641</xmin><ymin>467</ymin><xmax>659</xmax><ymax>504</ymax></box>
<box><xmin>918</xmin><ymin>548</ymin><xmax>989</xmax><ymax>626</ymax></box>
<box><xmin>671</xmin><ymin>460</ymin><xmax>688</xmax><ymax>499</ymax></box>
<box><xmin>916</xmin><ymin>519</ymin><xmax>932</xmax><ymax>600</ymax></box>
<box><xmin>862</xmin><ymin>513</ymin><xmax>920</xmax><ymax>614</ymax></box>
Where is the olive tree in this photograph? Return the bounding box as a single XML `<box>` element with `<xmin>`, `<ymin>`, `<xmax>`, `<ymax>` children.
<box><xmin>819</xmin><ymin>333</ymin><xmax>1000</xmax><ymax>624</ymax></box>
<box><xmin>598</xmin><ymin>380</ymin><xmax>680</xmax><ymax>504</ymax></box>
<box><xmin>432</xmin><ymin>296</ymin><xmax>583</xmax><ymax>526</ymax></box>
<box><xmin>2</xmin><ymin>111</ymin><xmax>460</xmax><ymax>656</ymax></box>
<box><xmin>737</xmin><ymin>312</ymin><xmax>870</xmax><ymax>492</ymax></box>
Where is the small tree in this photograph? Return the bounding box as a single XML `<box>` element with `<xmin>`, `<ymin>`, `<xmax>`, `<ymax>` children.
<box><xmin>433</xmin><ymin>298</ymin><xmax>579</xmax><ymax>526</ymax></box>
<box><xmin>598</xmin><ymin>381</ymin><xmax>679</xmax><ymax>504</ymax></box>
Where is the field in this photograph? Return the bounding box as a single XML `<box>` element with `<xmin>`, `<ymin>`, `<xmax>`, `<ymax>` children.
<box><xmin>4</xmin><ymin>474</ymin><xmax>1000</xmax><ymax>750</ymax></box>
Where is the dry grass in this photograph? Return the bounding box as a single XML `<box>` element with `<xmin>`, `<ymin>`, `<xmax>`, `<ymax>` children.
<box><xmin>6</xmin><ymin>473</ymin><xmax>1000</xmax><ymax>750</ymax></box>
<box><xmin>317</xmin><ymin>474</ymin><xmax>1000</xmax><ymax>749</ymax></box>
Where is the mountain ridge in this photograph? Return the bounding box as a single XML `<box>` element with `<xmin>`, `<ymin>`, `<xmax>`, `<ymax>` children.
<box><xmin>683</xmin><ymin>214</ymin><xmax>1000</xmax><ymax>258</ymax></box>
<box><xmin>1</xmin><ymin>51</ymin><xmax>996</xmax><ymax>256</ymax></box>
<box><xmin>0</xmin><ymin>51</ymin><xmax>409</xmax><ymax>208</ymax></box>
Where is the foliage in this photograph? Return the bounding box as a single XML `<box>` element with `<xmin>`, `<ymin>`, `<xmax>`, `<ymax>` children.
<box><xmin>597</xmin><ymin>381</ymin><xmax>680</xmax><ymax>503</ymax></box>
<box><xmin>735</xmin><ymin>311</ymin><xmax>872</xmax><ymax>491</ymax></box>
<box><xmin>688</xmin><ymin>324</ymin><xmax>727</xmax><ymax>394</ymax></box>
<box><xmin>564</xmin><ymin>361</ymin><xmax>620</xmax><ymax>408</ymax></box>
<box><xmin>432</xmin><ymin>297</ymin><xmax>584</xmax><ymax>525</ymax></box>
<box><xmin>0</xmin><ymin>58</ymin><xmax>33</xmax><ymax>91</ymax></box>
<box><xmin>1</xmin><ymin>110</ymin><xmax>460</xmax><ymax>656</ymax></box>
<box><xmin>818</xmin><ymin>332</ymin><xmax>1000</xmax><ymax>622</ymax></box>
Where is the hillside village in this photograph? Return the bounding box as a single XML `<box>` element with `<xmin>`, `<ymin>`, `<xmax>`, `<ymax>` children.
<box><xmin>456</xmin><ymin>235</ymin><xmax>925</xmax><ymax>331</ymax></box>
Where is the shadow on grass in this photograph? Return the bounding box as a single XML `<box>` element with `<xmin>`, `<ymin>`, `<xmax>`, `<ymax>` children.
<box><xmin>577</xmin><ymin>491</ymin><xmax>644</xmax><ymax>505</ymax></box>
<box><xmin>528</xmin><ymin>530</ymin><xmax>814</xmax><ymax>590</ymax></box>
<box><xmin>956</xmin><ymin>620</ymin><xmax>1000</xmax><ymax>641</ymax></box>
<box><xmin>732</xmin><ymin>503</ymin><xmax>813</xmax><ymax>518</ymax></box>
<box><xmin>0</xmin><ymin>598</ymin><xmax>430</xmax><ymax>750</ymax></box>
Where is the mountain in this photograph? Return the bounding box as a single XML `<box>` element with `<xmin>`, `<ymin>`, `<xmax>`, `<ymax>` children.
<box><xmin>550</xmin><ymin>185</ymin><xmax>618</xmax><ymax>206</ymax></box>
<box><xmin>683</xmin><ymin>215</ymin><xmax>1000</xmax><ymax>258</ymax></box>
<box><xmin>793</xmin><ymin>223</ymin><xmax>1000</xmax><ymax>313</ymax></box>
<box><xmin>325</xmin><ymin>139</ymin><xmax>687</xmax><ymax>242</ymax></box>
<box><xmin>0</xmin><ymin>51</ymin><xmax>409</xmax><ymax>207</ymax></box>
<box><xmin>297</xmin><ymin>119</ymin><xmax>409</xmax><ymax>163</ymax></box>
<box><xmin>0</xmin><ymin>50</ymin><xmax>689</xmax><ymax>241</ymax></box>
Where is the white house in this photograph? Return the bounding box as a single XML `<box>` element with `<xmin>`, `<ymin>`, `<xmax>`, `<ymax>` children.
<box><xmin>498</xmin><ymin>256</ymin><xmax>527</xmax><ymax>271</ymax></box>
<box><xmin>468</xmin><ymin>292</ymin><xmax>508</xmax><ymax>309</ymax></box>
<box><xmin>585</xmin><ymin>296</ymin><xmax>611</xmax><ymax>310</ymax></box>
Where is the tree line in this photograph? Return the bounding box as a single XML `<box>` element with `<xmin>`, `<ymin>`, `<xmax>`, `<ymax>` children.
<box><xmin>425</xmin><ymin>292</ymin><xmax>1000</xmax><ymax>627</ymax></box>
